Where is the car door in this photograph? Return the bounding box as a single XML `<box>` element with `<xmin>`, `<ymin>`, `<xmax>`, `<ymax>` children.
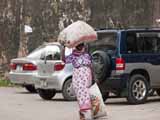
<box><xmin>137</xmin><ymin>32</ymin><xmax>160</xmax><ymax>87</ymax></box>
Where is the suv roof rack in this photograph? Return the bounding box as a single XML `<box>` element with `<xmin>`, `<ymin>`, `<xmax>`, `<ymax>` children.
<box><xmin>95</xmin><ymin>27</ymin><xmax>123</xmax><ymax>31</ymax></box>
<box><xmin>95</xmin><ymin>27</ymin><xmax>160</xmax><ymax>31</ymax></box>
<box><xmin>125</xmin><ymin>26</ymin><xmax>160</xmax><ymax>30</ymax></box>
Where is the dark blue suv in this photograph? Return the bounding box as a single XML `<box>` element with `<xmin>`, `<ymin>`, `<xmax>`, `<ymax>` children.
<box><xmin>89</xmin><ymin>28</ymin><xmax>160</xmax><ymax>104</ymax></box>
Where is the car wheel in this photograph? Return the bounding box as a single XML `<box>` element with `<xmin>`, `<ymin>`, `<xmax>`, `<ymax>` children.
<box><xmin>127</xmin><ymin>74</ymin><xmax>149</xmax><ymax>104</ymax></box>
<box><xmin>37</xmin><ymin>89</ymin><xmax>56</xmax><ymax>100</ymax></box>
<box><xmin>156</xmin><ymin>89</ymin><xmax>160</xmax><ymax>96</ymax></box>
<box><xmin>24</xmin><ymin>85</ymin><xmax>37</xmax><ymax>93</ymax></box>
<box><xmin>62</xmin><ymin>78</ymin><xmax>76</xmax><ymax>101</ymax></box>
<box><xmin>91</xmin><ymin>50</ymin><xmax>111</xmax><ymax>83</ymax></box>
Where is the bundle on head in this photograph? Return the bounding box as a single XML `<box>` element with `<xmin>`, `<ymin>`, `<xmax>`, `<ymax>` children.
<box><xmin>58</xmin><ymin>20</ymin><xmax>97</xmax><ymax>48</ymax></box>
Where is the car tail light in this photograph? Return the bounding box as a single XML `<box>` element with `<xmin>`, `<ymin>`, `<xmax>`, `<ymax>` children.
<box><xmin>54</xmin><ymin>63</ymin><xmax>65</xmax><ymax>71</ymax></box>
<box><xmin>116</xmin><ymin>58</ymin><xmax>125</xmax><ymax>71</ymax></box>
<box><xmin>10</xmin><ymin>63</ymin><xmax>17</xmax><ymax>70</ymax></box>
<box><xmin>23</xmin><ymin>63</ymin><xmax>37</xmax><ymax>71</ymax></box>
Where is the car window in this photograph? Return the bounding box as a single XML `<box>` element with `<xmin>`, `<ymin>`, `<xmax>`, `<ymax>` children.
<box><xmin>126</xmin><ymin>33</ymin><xmax>137</xmax><ymax>53</ymax></box>
<box><xmin>41</xmin><ymin>45</ymin><xmax>61</xmax><ymax>60</ymax></box>
<box><xmin>137</xmin><ymin>32</ymin><xmax>160</xmax><ymax>53</ymax></box>
<box><xmin>126</xmin><ymin>32</ymin><xmax>160</xmax><ymax>54</ymax></box>
<box><xmin>27</xmin><ymin>45</ymin><xmax>61</xmax><ymax>60</ymax></box>
<box><xmin>89</xmin><ymin>32</ymin><xmax>117</xmax><ymax>53</ymax></box>
<box><xmin>27</xmin><ymin>46</ymin><xmax>45</xmax><ymax>59</ymax></box>
<box><xmin>27</xmin><ymin>44</ymin><xmax>73</xmax><ymax>60</ymax></box>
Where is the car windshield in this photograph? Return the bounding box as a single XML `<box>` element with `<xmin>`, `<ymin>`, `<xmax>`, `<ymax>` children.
<box><xmin>27</xmin><ymin>45</ymin><xmax>61</xmax><ymax>59</ymax></box>
<box><xmin>27</xmin><ymin>44</ymin><xmax>72</xmax><ymax>60</ymax></box>
<box><xmin>88</xmin><ymin>32</ymin><xmax>117</xmax><ymax>53</ymax></box>
<box><xmin>27</xmin><ymin>46</ymin><xmax>45</xmax><ymax>59</ymax></box>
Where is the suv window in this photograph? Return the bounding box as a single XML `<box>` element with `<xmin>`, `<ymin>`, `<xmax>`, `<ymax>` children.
<box><xmin>137</xmin><ymin>33</ymin><xmax>160</xmax><ymax>53</ymax></box>
<box><xmin>126</xmin><ymin>33</ymin><xmax>137</xmax><ymax>53</ymax></box>
<box><xmin>89</xmin><ymin>32</ymin><xmax>117</xmax><ymax>53</ymax></box>
<box><xmin>126</xmin><ymin>32</ymin><xmax>160</xmax><ymax>54</ymax></box>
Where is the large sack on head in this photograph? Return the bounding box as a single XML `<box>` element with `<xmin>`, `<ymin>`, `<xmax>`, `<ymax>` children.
<box><xmin>58</xmin><ymin>20</ymin><xmax>97</xmax><ymax>48</ymax></box>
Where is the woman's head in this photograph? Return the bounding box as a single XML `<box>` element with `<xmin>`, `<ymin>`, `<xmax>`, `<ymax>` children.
<box><xmin>75</xmin><ymin>43</ymin><xmax>85</xmax><ymax>51</ymax></box>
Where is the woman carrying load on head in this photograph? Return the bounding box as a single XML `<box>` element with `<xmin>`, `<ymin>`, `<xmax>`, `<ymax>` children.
<box><xmin>62</xmin><ymin>43</ymin><xmax>93</xmax><ymax>120</ymax></box>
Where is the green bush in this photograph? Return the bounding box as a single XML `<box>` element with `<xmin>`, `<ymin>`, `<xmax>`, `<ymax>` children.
<box><xmin>0</xmin><ymin>78</ymin><xmax>13</xmax><ymax>87</ymax></box>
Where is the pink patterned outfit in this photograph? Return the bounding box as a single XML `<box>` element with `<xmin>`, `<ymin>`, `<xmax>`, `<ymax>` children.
<box><xmin>65</xmin><ymin>50</ymin><xmax>93</xmax><ymax>120</ymax></box>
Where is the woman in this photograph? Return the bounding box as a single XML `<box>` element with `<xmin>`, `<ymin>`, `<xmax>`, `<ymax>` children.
<box><xmin>63</xmin><ymin>43</ymin><xmax>93</xmax><ymax>120</ymax></box>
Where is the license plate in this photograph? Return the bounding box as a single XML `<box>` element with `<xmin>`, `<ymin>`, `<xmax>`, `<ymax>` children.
<box><xmin>16</xmin><ymin>65</ymin><xmax>22</xmax><ymax>71</ymax></box>
<box><xmin>40</xmin><ymin>78</ymin><xmax>47</xmax><ymax>87</ymax></box>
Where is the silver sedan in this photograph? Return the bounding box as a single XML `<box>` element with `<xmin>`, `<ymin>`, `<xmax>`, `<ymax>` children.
<box><xmin>9</xmin><ymin>42</ymin><xmax>75</xmax><ymax>100</ymax></box>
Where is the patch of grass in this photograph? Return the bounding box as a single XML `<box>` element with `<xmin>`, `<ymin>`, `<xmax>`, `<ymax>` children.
<box><xmin>0</xmin><ymin>79</ymin><xmax>13</xmax><ymax>87</ymax></box>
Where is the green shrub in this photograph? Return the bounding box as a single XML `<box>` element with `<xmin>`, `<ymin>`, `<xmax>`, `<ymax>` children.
<box><xmin>0</xmin><ymin>78</ymin><xmax>13</xmax><ymax>87</ymax></box>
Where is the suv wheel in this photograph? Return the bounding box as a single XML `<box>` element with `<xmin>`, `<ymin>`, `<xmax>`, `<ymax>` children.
<box><xmin>127</xmin><ymin>74</ymin><xmax>149</xmax><ymax>104</ymax></box>
<box><xmin>156</xmin><ymin>89</ymin><xmax>160</xmax><ymax>96</ymax></box>
<box><xmin>37</xmin><ymin>89</ymin><xmax>56</xmax><ymax>100</ymax></box>
<box><xmin>91</xmin><ymin>50</ymin><xmax>111</xmax><ymax>82</ymax></box>
<box><xmin>24</xmin><ymin>85</ymin><xmax>37</xmax><ymax>93</ymax></box>
<box><xmin>62</xmin><ymin>78</ymin><xmax>76</xmax><ymax>101</ymax></box>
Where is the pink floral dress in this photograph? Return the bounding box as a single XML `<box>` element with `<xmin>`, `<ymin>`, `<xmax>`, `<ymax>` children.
<box><xmin>65</xmin><ymin>50</ymin><xmax>93</xmax><ymax>119</ymax></box>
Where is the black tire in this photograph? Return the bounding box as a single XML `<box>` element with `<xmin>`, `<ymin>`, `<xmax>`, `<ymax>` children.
<box><xmin>37</xmin><ymin>89</ymin><xmax>56</xmax><ymax>100</ymax></box>
<box><xmin>24</xmin><ymin>85</ymin><xmax>37</xmax><ymax>93</ymax></box>
<box><xmin>62</xmin><ymin>78</ymin><xmax>76</xmax><ymax>101</ymax></box>
<box><xmin>91</xmin><ymin>50</ymin><xmax>111</xmax><ymax>82</ymax></box>
<box><xmin>156</xmin><ymin>89</ymin><xmax>160</xmax><ymax>96</ymax></box>
<box><xmin>127</xmin><ymin>74</ymin><xmax>149</xmax><ymax>104</ymax></box>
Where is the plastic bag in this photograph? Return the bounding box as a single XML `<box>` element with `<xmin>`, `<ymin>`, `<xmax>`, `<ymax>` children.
<box><xmin>89</xmin><ymin>83</ymin><xmax>107</xmax><ymax>119</ymax></box>
<box><xmin>58</xmin><ymin>20</ymin><xmax>97</xmax><ymax>48</ymax></box>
